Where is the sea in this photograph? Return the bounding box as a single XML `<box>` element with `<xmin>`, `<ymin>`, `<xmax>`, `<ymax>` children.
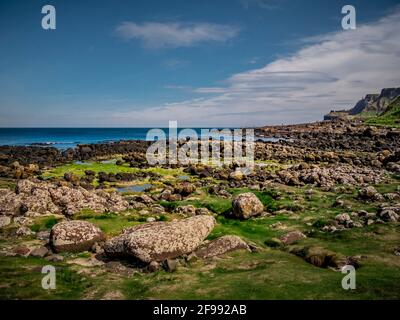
<box><xmin>0</xmin><ymin>128</ymin><xmax>277</xmax><ymax>150</ymax></box>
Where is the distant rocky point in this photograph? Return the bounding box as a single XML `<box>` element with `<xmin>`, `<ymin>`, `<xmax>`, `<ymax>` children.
<box><xmin>324</xmin><ymin>87</ymin><xmax>400</xmax><ymax>120</ymax></box>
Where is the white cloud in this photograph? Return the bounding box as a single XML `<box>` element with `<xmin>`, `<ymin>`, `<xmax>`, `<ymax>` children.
<box><xmin>240</xmin><ymin>0</ymin><xmax>284</xmax><ymax>10</ymax></box>
<box><xmin>115</xmin><ymin>21</ymin><xmax>240</xmax><ymax>48</ymax></box>
<box><xmin>108</xmin><ymin>8</ymin><xmax>400</xmax><ymax>127</ymax></box>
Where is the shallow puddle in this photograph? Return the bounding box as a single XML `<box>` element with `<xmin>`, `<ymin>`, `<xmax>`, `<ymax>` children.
<box><xmin>117</xmin><ymin>183</ymin><xmax>153</xmax><ymax>193</ymax></box>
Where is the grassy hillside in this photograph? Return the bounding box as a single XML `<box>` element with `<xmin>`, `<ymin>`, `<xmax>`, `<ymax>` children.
<box><xmin>365</xmin><ymin>97</ymin><xmax>400</xmax><ymax>127</ymax></box>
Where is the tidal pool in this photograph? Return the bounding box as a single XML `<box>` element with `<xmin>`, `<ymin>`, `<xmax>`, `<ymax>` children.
<box><xmin>117</xmin><ymin>183</ymin><xmax>153</xmax><ymax>193</ymax></box>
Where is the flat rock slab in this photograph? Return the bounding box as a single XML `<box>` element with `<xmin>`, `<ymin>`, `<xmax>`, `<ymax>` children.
<box><xmin>104</xmin><ymin>215</ymin><xmax>216</xmax><ymax>263</ymax></box>
<box><xmin>195</xmin><ymin>235</ymin><xmax>250</xmax><ymax>259</ymax></box>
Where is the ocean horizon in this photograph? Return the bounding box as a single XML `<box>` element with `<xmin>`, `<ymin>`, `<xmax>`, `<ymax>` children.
<box><xmin>0</xmin><ymin>127</ymin><xmax>266</xmax><ymax>149</ymax></box>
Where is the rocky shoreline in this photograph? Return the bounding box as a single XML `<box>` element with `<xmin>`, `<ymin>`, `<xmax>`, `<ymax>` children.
<box><xmin>0</xmin><ymin>118</ymin><xmax>399</xmax><ymax>299</ymax></box>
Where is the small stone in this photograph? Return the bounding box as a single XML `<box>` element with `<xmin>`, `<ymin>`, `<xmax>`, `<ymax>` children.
<box><xmin>67</xmin><ymin>257</ymin><xmax>105</xmax><ymax>267</ymax></box>
<box><xmin>378</xmin><ymin>209</ymin><xmax>399</xmax><ymax>222</ymax></box>
<box><xmin>333</xmin><ymin>199</ymin><xmax>345</xmax><ymax>207</ymax></box>
<box><xmin>280</xmin><ymin>231</ymin><xmax>307</xmax><ymax>245</ymax></box>
<box><xmin>164</xmin><ymin>259</ymin><xmax>178</xmax><ymax>272</ymax></box>
<box><xmin>357</xmin><ymin>210</ymin><xmax>369</xmax><ymax>217</ymax></box>
<box><xmin>175</xmin><ymin>205</ymin><xmax>196</xmax><ymax>217</ymax></box>
<box><xmin>0</xmin><ymin>216</ymin><xmax>11</xmax><ymax>228</ymax></box>
<box><xmin>358</xmin><ymin>186</ymin><xmax>379</xmax><ymax>199</ymax></box>
<box><xmin>146</xmin><ymin>217</ymin><xmax>156</xmax><ymax>222</ymax></box>
<box><xmin>138</xmin><ymin>209</ymin><xmax>150</xmax><ymax>216</ymax></box>
<box><xmin>91</xmin><ymin>242</ymin><xmax>104</xmax><ymax>254</ymax></box>
<box><xmin>30</xmin><ymin>246</ymin><xmax>49</xmax><ymax>258</ymax></box>
<box><xmin>335</xmin><ymin>213</ymin><xmax>351</xmax><ymax>224</ymax></box>
<box><xmin>229</xmin><ymin>170</ymin><xmax>244</xmax><ymax>181</ymax></box>
<box><xmin>366</xmin><ymin>219</ymin><xmax>375</xmax><ymax>226</ymax></box>
<box><xmin>16</xmin><ymin>226</ymin><xmax>35</xmax><ymax>237</ymax></box>
<box><xmin>45</xmin><ymin>254</ymin><xmax>64</xmax><ymax>262</ymax></box>
<box><xmin>148</xmin><ymin>261</ymin><xmax>160</xmax><ymax>272</ymax></box>
<box><xmin>13</xmin><ymin>246</ymin><xmax>31</xmax><ymax>257</ymax></box>
<box><xmin>186</xmin><ymin>252</ymin><xmax>198</xmax><ymax>262</ymax></box>
<box><xmin>195</xmin><ymin>208</ymin><xmax>212</xmax><ymax>216</ymax></box>
<box><xmin>36</xmin><ymin>230</ymin><xmax>51</xmax><ymax>241</ymax></box>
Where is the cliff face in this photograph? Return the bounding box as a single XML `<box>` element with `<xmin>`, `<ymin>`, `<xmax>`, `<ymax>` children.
<box><xmin>324</xmin><ymin>87</ymin><xmax>400</xmax><ymax>120</ymax></box>
<box><xmin>348</xmin><ymin>94</ymin><xmax>379</xmax><ymax>115</ymax></box>
<box><xmin>348</xmin><ymin>88</ymin><xmax>400</xmax><ymax>115</ymax></box>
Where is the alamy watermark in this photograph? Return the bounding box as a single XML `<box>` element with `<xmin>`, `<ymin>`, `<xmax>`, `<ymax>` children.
<box><xmin>146</xmin><ymin>121</ymin><xmax>255</xmax><ymax>173</ymax></box>
<box><xmin>41</xmin><ymin>5</ymin><xmax>56</xmax><ymax>30</ymax></box>
<box><xmin>41</xmin><ymin>265</ymin><xmax>56</xmax><ymax>290</ymax></box>
<box><xmin>341</xmin><ymin>265</ymin><xmax>356</xmax><ymax>290</ymax></box>
<box><xmin>41</xmin><ymin>5</ymin><xmax>356</xmax><ymax>32</ymax></box>
<box><xmin>342</xmin><ymin>5</ymin><xmax>356</xmax><ymax>30</ymax></box>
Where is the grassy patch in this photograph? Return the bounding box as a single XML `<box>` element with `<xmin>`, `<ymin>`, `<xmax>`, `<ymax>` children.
<box><xmin>365</xmin><ymin>97</ymin><xmax>400</xmax><ymax>127</ymax></box>
<box><xmin>160</xmin><ymin>196</ymin><xmax>232</xmax><ymax>215</ymax></box>
<box><xmin>73</xmin><ymin>210</ymin><xmax>141</xmax><ymax>236</ymax></box>
<box><xmin>42</xmin><ymin>162</ymin><xmax>185</xmax><ymax>179</ymax></box>
<box><xmin>30</xmin><ymin>216</ymin><xmax>62</xmax><ymax>232</ymax></box>
<box><xmin>0</xmin><ymin>256</ymin><xmax>91</xmax><ymax>300</ymax></box>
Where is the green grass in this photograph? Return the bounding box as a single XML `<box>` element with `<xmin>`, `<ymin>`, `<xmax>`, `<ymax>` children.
<box><xmin>73</xmin><ymin>210</ymin><xmax>141</xmax><ymax>235</ymax></box>
<box><xmin>30</xmin><ymin>216</ymin><xmax>61</xmax><ymax>232</ymax></box>
<box><xmin>0</xmin><ymin>178</ymin><xmax>16</xmax><ymax>190</ymax></box>
<box><xmin>160</xmin><ymin>196</ymin><xmax>232</xmax><ymax>214</ymax></box>
<box><xmin>0</xmin><ymin>256</ymin><xmax>91</xmax><ymax>300</ymax></box>
<box><xmin>41</xmin><ymin>161</ymin><xmax>185</xmax><ymax>179</ymax></box>
<box><xmin>365</xmin><ymin>97</ymin><xmax>400</xmax><ymax>127</ymax></box>
<box><xmin>121</xmin><ymin>248</ymin><xmax>400</xmax><ymax>299</ymax></box>
<box><xmin>209</xmin><ymin>215</ymin><xmax>287</xmax><ymax>244</ymax></box>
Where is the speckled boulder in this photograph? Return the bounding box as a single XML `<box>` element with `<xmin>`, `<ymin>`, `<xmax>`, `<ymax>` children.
<box><xmin>232</xmin><ymin>193</ymin><xmax>264</xmax><ymax>219</ymax></box>
<box><xmin>50</xmin><ymin>220</ymin><xmax>104</xmax><ymax>253</ymax></box>
<box><xmin>104</xmin><ymin>215</ymin><xmax>216</xmax><ymax>263</ymax></box>
<box><xmin>194</xmin><ymin>235</ymin><xmax>250</xmax><ymax>259</ymax></box>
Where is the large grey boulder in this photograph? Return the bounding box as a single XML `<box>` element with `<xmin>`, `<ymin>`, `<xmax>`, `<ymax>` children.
<box><xmin>50</xmin><ymin>220</ymin><xmax>104</xmax><ymax>253</ymax></box>
<box><xmin>232</xmin><ymin>193</ymin><xmax>264</xmax><ymax>219</ymax></box>
<box><xmin>104</xmin><ymin>215</ymin><xmax>216</xmax><ymax>263</ymax></box>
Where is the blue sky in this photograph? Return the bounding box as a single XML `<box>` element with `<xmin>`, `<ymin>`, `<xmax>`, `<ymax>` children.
<box><xmin>0</xmin><ymin>0</ymin><xmax>399</xmax><ymax>127</ymax></box>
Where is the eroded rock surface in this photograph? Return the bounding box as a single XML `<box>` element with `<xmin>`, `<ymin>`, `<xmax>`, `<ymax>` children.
<box><xmin>104</xmin><ymin>215</ymin><xmax>216</xmax><ymax>263</ymax></box>
<box><xmin>0</xmin><ymin>179</ymin><xmax>129</xmax><ymax>217</ymax></box>
<box><xmin>50</xmin><ymin>220</ymin><xmax>104</xmax><ymax>253</ymax></box>
<box><xmin>194</xmin><ymin>235</ymin><xmax>250</xmax><ymax>259</ymax></box>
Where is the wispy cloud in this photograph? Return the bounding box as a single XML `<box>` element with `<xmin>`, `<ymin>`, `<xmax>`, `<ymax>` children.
<box><xmin>109</xmin><ymin>8</ymin><xmax>400</xmax><ymax>127</ymax></box>
<box><xmin>162</xmin><ymin>59</ymin><xmax>188</xmax><ymax>69</ymax></box>
<box><xmin>115</xmin><ymin>21</ymin><xmax>240</xmax><ymax>49</ymax></box>
<box><xmin>240</xmin><ymin>0</ymin><xmax>284</xmax><ymax>10</ymax></box>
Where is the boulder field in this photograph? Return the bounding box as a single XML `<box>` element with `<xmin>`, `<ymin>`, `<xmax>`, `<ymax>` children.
<box><xmin>0</xmin><ymin>179</ymin><xmax>129</xmax><ymax>217</ymax></box>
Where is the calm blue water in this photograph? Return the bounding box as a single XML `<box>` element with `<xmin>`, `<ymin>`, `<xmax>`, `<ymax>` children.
<box><xmin>0</xmin><ymin>128</ymin><xmax>154</xmax><ymax>149</ymax></box>
<box><xmin>0</xmin><ymin>128</ymin><xmax>272</xmax><ymax>150</ymax></box>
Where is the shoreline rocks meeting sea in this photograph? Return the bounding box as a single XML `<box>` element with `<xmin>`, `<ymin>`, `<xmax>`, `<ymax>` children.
<box><xmin>0</xmin><ymin>89</ymin><xmax>399</xmax><ymax>299</ymax></box>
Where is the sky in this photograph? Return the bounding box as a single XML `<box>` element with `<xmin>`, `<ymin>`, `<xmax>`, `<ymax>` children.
<box><xmin>0</xmin><ymin>0</ymin><xmax>399</xmax><ymax>127</ymax></box>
